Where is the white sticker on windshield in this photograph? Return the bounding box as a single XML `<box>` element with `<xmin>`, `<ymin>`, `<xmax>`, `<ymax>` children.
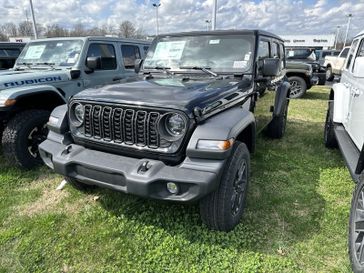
<box><xmin>23</xmin><ymin>45</ymin><xmax>46</xmax><ymax>59</ymax></box>
<box><xmin>288</xmin><ymin>51</ymin><xmax>294</xmax><ymax>57</ymax></box>
<box><xmin>153</xmin><ymin>41</ymin><xmax>186</xmax><ymax>60</ymax></box>
<box><xmin>209</xmin><ymin>39</ymin><xmax>220</xmax><ymax>44</ymax></box>
<box><xmin>244</xmin><ymin>53</ymin><xmax>251</xmax><ymax>61</ymax></box>
<box><xmin>233</xmin><ymin>61</ymin><xmax>247</xmax><ymax>68</ymax></box>
<box><xmin>56</xmin><ymin>43</ymin><xmax>63</xmax><ymax>47</ymax></box>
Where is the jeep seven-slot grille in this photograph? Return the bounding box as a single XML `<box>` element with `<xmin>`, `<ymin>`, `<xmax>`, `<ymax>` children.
<box><xmin>83</xmin><ymin>104</ymin><xmax>161</xmax><ymax>148</ymax></box>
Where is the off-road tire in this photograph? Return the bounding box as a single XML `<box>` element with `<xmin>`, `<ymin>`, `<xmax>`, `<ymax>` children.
<box><xmin>324</xmin><ymin>101</ymin><xmax>338</xmax><ymax>148</ymax></box>
<box><xmin>65</xmin><ymin>177</ymin><xmax>96</xmax><ymax>191</ymax></box>
<box><xmin>199</xmin><ymin>141</ymin><xmax>250</xmax><ymax>231</ymax></box>
<box><xmin>2</xmin><ymin>110</ymin><xmax>50</xmax><ymax>169</ymax></box>
<box><xmin>288</xmin><ymin>76</ymin><xmax>307</xmax><ymax>99</ymax></box>
<box><xmin>326</xmin><ymin>66</ymin><xmax>334</xmax><ymax>81</ymax></box>
<box><xmin>267</xmin><ymin>98</ymin><xmax>288</xmax><ymax>139</ymax></box>
<box><xmin>349</xmin><ymin>177</ymin><xmax>364</xmax><ymax>273</ymax></box>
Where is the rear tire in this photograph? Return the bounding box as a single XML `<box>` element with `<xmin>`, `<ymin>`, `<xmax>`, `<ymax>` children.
<box><xmin>267</xmin><ymin>97</ymin><xmax>288</xmax><ymax>139</ymax></box>
<box><xmin>288</xmin><ymin>76</ymin><xmax>307</xmax><ymax>99</ymax></box>
<box><xmin>349</xmin><ymin>177</ymin><xmax>364</xmax><ymax>273</ymax></box>
<box><xmin>65</xmin><ymin>177</ymin><xmax>96</xmax><ymax>191</ymax></box>
<box><xmin>326</xmin><ymin>66</ymin><xmax>334</xmax><ymax>81</ymax></box>
<box><xmin>324</xmin><ymin>101</ymin><xmax>338</xmax><ymax>148</ymax></box>
<box><xmin>2</xmin><ymin>110</ymin><xmax>50</xmax><ymax>169</ymax></box>
<box><xmin>199</xmin><ymin>141</ymin><xmax>250</xmax><ymax>231</ymax></box>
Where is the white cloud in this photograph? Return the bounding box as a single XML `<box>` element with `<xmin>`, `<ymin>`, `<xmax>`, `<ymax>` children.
<box><xmin>0</xmin><ymin>0</ymin><xmax>363</xmax><ymax>39</ymax></box>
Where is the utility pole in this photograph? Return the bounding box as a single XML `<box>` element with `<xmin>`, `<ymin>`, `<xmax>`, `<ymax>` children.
<box><xmin>29</xmin><ymin>0</ymin><xmax>38</xmax><ymax>39</ymax></box>
<box><xmin>344</xmin><ymin>14</ymin><xmax>352</xmax><ymax>47</ymax></box>
<box><xmin>212</xmin><ymin>0</ymin><xmax>217</xmax><ymax>30</ymax></box>
<box><xmin>334</xmin><ymin>26</ymin><xmax>340</xmax><ymax>49</ymax></box>
<box><xmin>205</xmin><ymin>20</ymin><xmax>211</xmax><ymax>31</ymax></box>
<box><xmin>153</xmin><ymin>3</ymin><xmax>161</xmax><ymax>36</ymax></box>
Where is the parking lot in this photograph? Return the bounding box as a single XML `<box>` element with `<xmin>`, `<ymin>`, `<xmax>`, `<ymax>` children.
<box><xmin>0</xmin><ymin>85</ymin><xmax>354</xmax><ymax>272</ymax></box>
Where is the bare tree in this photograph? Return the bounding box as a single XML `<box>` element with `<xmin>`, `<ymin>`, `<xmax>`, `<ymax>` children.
<box><xmin>70</xmin><ymin>23</ymin><xmax>87</xmax><ymax>37</ymax></box>
<box><xmin>118</xmin><ymin>21</ymin><xmax>136</xmax><ymax>38</ymax></box>
<box><xmin>44</xmin><ymin>24</ymin><xmax>70</xmax><ymax>38</ymax></box>
<box><xmin>17</xmin><ymin>21</ymin><xmax>33</xmax><ymax>37</ymax></box>
<box><xmin>2</xmin><ymin>23</ymin><xmax>18</xmax><ymax>37</ymax></box>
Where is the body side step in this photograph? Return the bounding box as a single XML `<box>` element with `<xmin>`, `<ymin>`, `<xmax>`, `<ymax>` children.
<box><xmin>334</xmin><ymin>124</ymin><xmax>360</xmax><ymax>183</ymax></box>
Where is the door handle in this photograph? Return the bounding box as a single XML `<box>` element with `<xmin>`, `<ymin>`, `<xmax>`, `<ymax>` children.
<box><xmin>113</xmin><ymin>77</ymin><xmax>123</xmax><ymax>81</ymax></box>
<box><xmin>351</xmin><ymin>87</ymin><xmax>362</xmax><ymax>97</ymax></box>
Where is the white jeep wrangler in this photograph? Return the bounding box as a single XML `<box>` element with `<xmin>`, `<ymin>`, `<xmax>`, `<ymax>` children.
<box><xmin>324</xmin><ymin>31</ymin><xmax>364</xmax><ymax>273</ymax></box>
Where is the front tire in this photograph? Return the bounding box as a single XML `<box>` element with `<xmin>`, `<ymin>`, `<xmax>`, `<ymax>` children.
<box><xmin>199</xmin><ymin>141</ymin><xmax>250</xmax><ymax>231</ymax></box>
<box><xmin>2</xmin><ymin>110</ymin><xmax>50</xmax><ymax>169</ymax></box>
<box><xmin>326</xmin><ymin>66</ymin><xmax>334</xmax><ymax>81</ymax></box>
<box><xmin>288</xmin><ymin>76</ymin><xmax>307</xmax><ymax>99</ymax></box>
<box><xmin>324</xmin><ymin>101</ymin><xmax>338</xmax><ymax>148</ymax></box>
<box><xmin>349</xmin><ymin>177</ymin><xmax>364</xmax><ymax>273</ymax></box>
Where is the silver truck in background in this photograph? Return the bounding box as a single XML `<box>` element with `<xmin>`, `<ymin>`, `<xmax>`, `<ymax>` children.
<box><xmin>0</xmin><ymin>36</ymin><xmax>150</xmax><ymax>169</ymax></box>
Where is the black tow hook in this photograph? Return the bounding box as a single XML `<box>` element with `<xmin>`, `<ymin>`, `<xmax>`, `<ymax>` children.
<box><xmin>138</xmin><ymin>161</ymin><xmax>152</xmax><ymax>173</ymax></box>
<box><xmin>61</xmin><ymin>145</ymin><xmax>73</xmax><ymax>156</ymax></box>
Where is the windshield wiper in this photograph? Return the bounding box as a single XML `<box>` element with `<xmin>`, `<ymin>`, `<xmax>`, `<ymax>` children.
<box><xmin>179</xmin><ymin>66</ymin><xmax>218</xmax><ymax>77</ymax></box>
<box><xmin>35</xmin><ymin>62</ymin><xmax>55</xmax><ymax>66</ymax></box>
<box><xmin>144</xmin><ymin>66</ymin><xmax>173</xmax><ymax>75</ymax></box>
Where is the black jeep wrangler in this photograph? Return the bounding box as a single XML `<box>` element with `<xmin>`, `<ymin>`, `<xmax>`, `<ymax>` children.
<box><xmin>39</xmin><ymin>30</ymin><xmax>291</xmax><ymax>231</ymax></box>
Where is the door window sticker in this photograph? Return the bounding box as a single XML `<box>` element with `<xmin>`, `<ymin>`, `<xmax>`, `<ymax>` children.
<box><xmin>233</xmin><ymin>61</ymin><xmax>248</xmax><ymax>69</ymax></box>
<box><xmin>244</xmin><ymin>53</ymin><xmax>251</xmax><ymax>61</ymax></box>
<box><xmin>288</xmin><ymin>50</ymin><xmax>294</xmax><ymax>57</ymax></box>
<box><xmin>24</xmin><ymin>45</ymin><xmax>46</xmax><ymax>59</ymax></box>
<box><xmin>209</xmin><ymin>39</ymin><xmax>220</xmax><ymax>45</ymax></box>
<box><xmin>152</xmin><ymin>41</ymin><xmax>186</xmax><ymax>60</ymax></box>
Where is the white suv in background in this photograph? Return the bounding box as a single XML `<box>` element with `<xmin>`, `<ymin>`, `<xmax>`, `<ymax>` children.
<box><xmin>324</xmin><ymin>31</ymin><xmax>364</xmax><ymax>273</ymax></box>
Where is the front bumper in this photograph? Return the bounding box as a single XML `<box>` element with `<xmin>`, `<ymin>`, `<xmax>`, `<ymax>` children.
<box><xmin>39</xmin><ymin>135</ymin><xmax>224</xmax><ymax>202</ymax></box>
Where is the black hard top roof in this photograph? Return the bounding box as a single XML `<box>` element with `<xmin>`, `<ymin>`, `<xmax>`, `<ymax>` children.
<box><xmin>0</xmin><ymin>42</ymin><xmax>26</xmax><ymax>47</ymax></box>
<box><xmin>158</xmin><ymin>29</ymin><xmax>283</xmax><ymax>42</ymax></box>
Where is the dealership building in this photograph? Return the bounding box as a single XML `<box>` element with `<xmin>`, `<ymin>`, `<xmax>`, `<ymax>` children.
<box><xmin>280</xmin><ymin>34</ymin><xmax>335</xmax><ymax>50</ymax></box>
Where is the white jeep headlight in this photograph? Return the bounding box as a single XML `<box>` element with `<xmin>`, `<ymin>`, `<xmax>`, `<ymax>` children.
<box><xmin>165</xmin><ymin>113</ymin><xmax>186</xmax><ymax>136</ymax></box>
<box><xmin>70</xmin><ymin>102</ymin><xmax>84</xmax><ymax>127</ymax></box>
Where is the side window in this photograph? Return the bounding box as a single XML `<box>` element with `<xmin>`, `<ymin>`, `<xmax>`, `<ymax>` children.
<box><xmin>86</xmin><ymin>43</ymin><xmax>116</xmax><ymax>70</ymax></box>
<box><xmin>143</xmin><ymin>46</ymin><xmax>149</xmax><ymax>55</ymax></box>
<box><xmin>271</xmin><ymin>42</ymin><xmax>279</xmax><ymax>58</ymax></box>
<box><xmin>352</xmin><ymin>39</ymin><xmax>364</xmax><ymax>72</ymax></box>
<box><xmin>5</xmin><ymin>49</ymin><xmax>20</xmax><ymax>57</ymax></box>
<box><xmin>258</xmin><ymin>40</ymin><xmax>270</xmax><ymax>59</ymax></box>
<box><xmin>345</xmin><ymin>40</ymin><xmax>359</xmax><ymax>70</ymax></box>
<box><xmin>340</xmin><ymin>48</ymin><xmax>349</xmax><ymax>58</ymax></box>
<box><xmin>121</xmin><ymin>45</ymin><xmax>141</xmax><ymax>69</ymax></box>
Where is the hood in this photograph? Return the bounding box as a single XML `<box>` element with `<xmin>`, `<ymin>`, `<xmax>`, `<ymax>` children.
<box><xmin>74</xmin><ymin>76</ymin><xmax>251</xmax><ymax>113</ymax></box>
<box><xmin>286</xmin><ymin>61</ymin><xmax>311</xmax><ymax>71</ymax></box>
<box><xmin>0</xmin><ymin>69</ymin><xmax>70</xmax><ymax>90</ymax></box>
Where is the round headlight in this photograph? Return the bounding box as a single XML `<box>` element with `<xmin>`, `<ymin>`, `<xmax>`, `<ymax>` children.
<box><xmin>74</xmin><ymin>103</ymin><xmax>84</xmax><ymax>123</ymax></box>
<box><xmin>165</xmin><ymin>113</ymin><xmax>186</xmax><ymax>136</ymax></box>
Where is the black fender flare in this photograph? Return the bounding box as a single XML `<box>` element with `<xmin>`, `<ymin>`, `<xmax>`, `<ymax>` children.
<box><xmin>186</xmin><ymin>106</ymin><xmax>255</xmax><ymax>160</ymax></box>
<box><xmin>273</xmin><ymin>81</ymin><xmax>290</xmax><ymax>116</ymax></box>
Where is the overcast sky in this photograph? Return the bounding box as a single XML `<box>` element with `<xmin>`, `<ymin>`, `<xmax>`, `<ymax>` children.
<box><xmin>1</xmin><ymin>0</ymin><xmax>363</xmax><ymax>38</ymax></box>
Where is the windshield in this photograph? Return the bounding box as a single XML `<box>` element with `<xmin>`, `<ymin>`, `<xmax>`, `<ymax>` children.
<box><xmin>16</xmin><ymin>40</ymin><xmax>84</xmax><ymax>67</ymax></box>
<box><xmin>143</xmin><ymin>35</ymin><xmax>255</xmax><ymax>73</ymax></box>
<box><xmin>286</xmin><ymin>49</ymin><xmax>316</xmax><ymax>60</ymax></box>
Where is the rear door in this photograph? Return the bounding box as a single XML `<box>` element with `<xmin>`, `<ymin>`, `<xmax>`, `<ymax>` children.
<box><xmin>345</xmin><ymin>38</ymin><xmax>364</xmax><ymax>148</ymax></box>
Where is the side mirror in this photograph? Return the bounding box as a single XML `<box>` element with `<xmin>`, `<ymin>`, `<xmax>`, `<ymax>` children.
<box><xmin>261</xmin><ymin>58</ymin><xmax>281</xmax><ymax>77</ymax></box>
<box><xmin>134</xmin><ymin>59</ymin><xmax>144</xmax><ymax>73</ymax></box>
<box><xmin>353</xmin><ymin>56</ymin><xmax>364</xmax><ymax>78</ymax></box>
<box><xmin>86</xmin><ymin>56</ymin><xmax>100</xmax><ymax>72</ymax></box>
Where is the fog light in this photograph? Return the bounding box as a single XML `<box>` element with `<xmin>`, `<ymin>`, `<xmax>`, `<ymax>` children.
<box><xmin>166</xmin><ymin>182</ymin><xmax>178</xmax><ymax>194</ymax></box>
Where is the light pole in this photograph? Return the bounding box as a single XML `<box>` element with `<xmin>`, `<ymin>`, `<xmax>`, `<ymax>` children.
<box><xmin>153</xmin><ymin>3</ymin><xmax>161</xmax><ymax>36</ymax></box>
<box><xmin>212</xmin><ymin>0</ymin><xmax>217</xmax><ymax>30</ymax></box>
<box><xmin>29</xmin><ymin>0</ymin><xmax>38</xmax><ymax>39</ymax></box>
<box><xmin>334</xmin><ymin>26</ymin><xmax>340</xmax><ymax>49</ymax></box>
<box><xmin>344</xmin><ymin>14</ymin><xmax>352</xmax><ymax>47</ymax></box>
<box><xmin>205</xmin><ymin>20</ymin><xmax>211</xmax><ymax>31</ymax></box>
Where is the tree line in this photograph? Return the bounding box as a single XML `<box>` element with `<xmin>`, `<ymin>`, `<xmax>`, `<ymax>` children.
<box><xmin>0</xmin><ymin>20</ymin><xmax>147</xmax><ymax>41</ymax></box>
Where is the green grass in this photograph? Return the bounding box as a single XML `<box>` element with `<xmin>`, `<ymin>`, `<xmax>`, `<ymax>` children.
<box><xmin>0</xmin><ymin>86</ymin><xmax>354</xmax><ymax>272</ymax></box>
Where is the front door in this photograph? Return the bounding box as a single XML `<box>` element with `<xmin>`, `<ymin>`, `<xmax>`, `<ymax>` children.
<box><xmin>345</xmin><ymin>38</ymin><xmax>364</xmax><ymax>149</ymax></box>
